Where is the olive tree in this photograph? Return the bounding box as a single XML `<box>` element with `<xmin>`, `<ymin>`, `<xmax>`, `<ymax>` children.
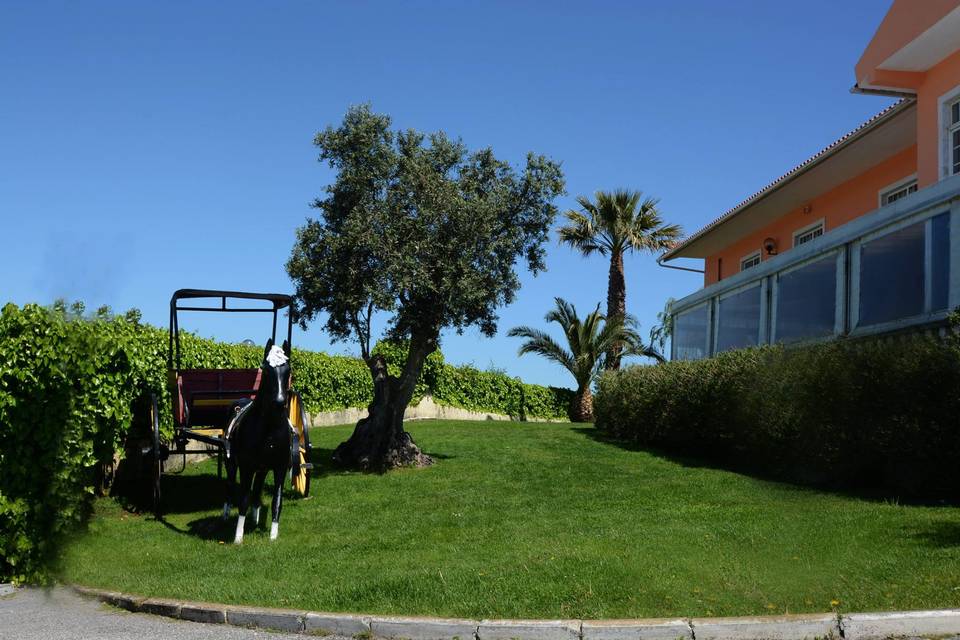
<box><xmin>287</xmin><ymin>105</ymin><xmax>564</xmax><ymax>470</ymax></box>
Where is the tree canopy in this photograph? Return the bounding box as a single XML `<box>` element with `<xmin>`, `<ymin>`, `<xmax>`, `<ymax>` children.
<box><xmin>558</xmin><ymin>190</ymin><xmax>681</xmax><ymax>259</ymax></box>
<box><xmin>287</xmin><ymin>105</ymin><xmax>566</xmax><ymax>360</ymax></box>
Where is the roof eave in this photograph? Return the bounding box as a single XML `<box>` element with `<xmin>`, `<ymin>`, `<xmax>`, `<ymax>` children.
<box><xmin>660</xmin><ymin>99</ymin><xmax>915</xmax><ymax>263</ymax></box>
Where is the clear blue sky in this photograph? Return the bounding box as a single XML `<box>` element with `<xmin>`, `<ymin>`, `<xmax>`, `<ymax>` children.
<box><xmin>0</xmin><ymin>1</ymin><xmax>895</xmax><ymax>388</ymax></box>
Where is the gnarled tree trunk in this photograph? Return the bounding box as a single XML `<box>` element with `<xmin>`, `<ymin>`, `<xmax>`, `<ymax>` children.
<box><xmin>606</xmin><ymin>250</ymin><xmax>626</xmax><ymax>370</ymax></box>
<box><xmin>332</xmin><ymin>333</ymin><xmax>435</xmax><ymax>471</ymax></box>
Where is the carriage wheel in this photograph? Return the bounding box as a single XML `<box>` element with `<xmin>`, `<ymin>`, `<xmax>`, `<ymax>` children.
<box><xmin>301</xmin><ymin>409</ymin><xmax>313</xmax><ymax>498</ymax></box>
<box><xmin>289</xmin><ymin>391</ymin><xmax>313</xmax><ymax>497</ymax></box>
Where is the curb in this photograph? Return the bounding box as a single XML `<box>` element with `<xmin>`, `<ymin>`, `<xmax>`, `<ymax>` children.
<box><xmin>70</xmin><ymin>586</ymin><xmax>960</xmax><ymax>640</ymax></box>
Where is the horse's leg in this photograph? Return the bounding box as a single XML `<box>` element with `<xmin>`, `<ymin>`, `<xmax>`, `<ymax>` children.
<box><xmin>269</xmin><ymin>464</ymin><xmax>285</xmax><ymax>541</ymax></box>
<box><xmin>222</xmin><ymin>458</ymin><xmax>237</xmax><ymax>520</ymax></box>
<box><xmin>250</xmin><ymin>470</ymin><xmax>267</xmax><ymax>527</ymax></box>
<box><xmin>234</xmin><ymin>466</ymin><xmax>253</xmax><ymax>544</ymax></box>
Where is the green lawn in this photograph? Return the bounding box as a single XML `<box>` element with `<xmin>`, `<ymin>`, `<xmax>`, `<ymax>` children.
<box><xmin>61</xmin><ymin>420</ymin><xmax>960</xmax><ymax>619</ymax></box>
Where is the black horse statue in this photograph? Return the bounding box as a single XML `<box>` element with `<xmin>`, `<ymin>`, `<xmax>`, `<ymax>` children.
<box><xmin>222</xmin><ymin>338</ymin><xmax>295</xmax><ymax>543</ymax></box>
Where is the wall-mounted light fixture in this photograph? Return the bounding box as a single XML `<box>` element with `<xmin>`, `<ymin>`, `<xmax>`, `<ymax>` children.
<box><xmin>763</xmin><ymin>237</ymin><xmax>778</xmax><ymax>255</ymax></box>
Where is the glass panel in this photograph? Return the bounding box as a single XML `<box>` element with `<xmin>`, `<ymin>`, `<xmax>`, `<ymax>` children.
<box><xmin>859</xmin><ymin>220</ymin><xmax>925</xmax><ymax>326</ymax></box>
<box><xmin>931</xmin><ymin>213</ymin><xmax>950</xmax><ymax>312</ymax></box>
<box><xmin>673</xmin><ymin>305</ymin><xmax>709</xmax><ymax>361</ymax></box>
<box><xmin>953</xmin><ymin>101</ymin><xmax>960</xmax><ymax>125</ymax></box>
<box><xmin>716</xmin><ymin>285</ymin><xmax>761</xmax><ymax>352</ymax></box>
<box><xmin>953</xmin><ymin>131</ymin><xmax>960</xmax><ymax>173</ymax></box>
<box><xmin>775</xmin><ymin>255</ymin><xmax>837</xmax><ymax>344</ymax></box>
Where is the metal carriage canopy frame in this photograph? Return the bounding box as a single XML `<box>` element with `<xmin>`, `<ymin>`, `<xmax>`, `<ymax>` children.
<box><xmin>168</xmin><ymin>288</ymin><xmax>294</xmax><ymax>370</ymax></box>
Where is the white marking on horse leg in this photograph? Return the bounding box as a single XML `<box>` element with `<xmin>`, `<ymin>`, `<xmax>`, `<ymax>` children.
<box><xmin>251</xmin><ymin>505</ymin><xmax>260</xmax><ymax>526</ymax></box>
<box><xmin>270</xmin><ymin>521</ymin><xmax>279</xmax><ymax>541</ymax></box>
<box><xmin>222</xmin><ymin>503</ymin><xmax>231</xmax><ymax>520</ymax></box>
<box><xmin>234</xmin><ymin>515</ymin><xmax>246</xmax><ymax>544</ymax></box>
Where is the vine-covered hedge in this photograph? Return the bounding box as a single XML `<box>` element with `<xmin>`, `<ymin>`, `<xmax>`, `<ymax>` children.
<box><xmin>594</xmin><ymin>329</ymin><xmax>960</xmax><ymax>495</ymax></box>
<box><xmin>432</xmin><ymin>365</ymin><xmax>573</xmax><ymax>421</ymax></box>
<box><xmin>0</xmin><ymin>304</ymin><xmax>145</xmax><ymax>583</ymax></box>
<box><xmin>0</xmin><ymin>302</ymin><xmax>570</xmax><ymax>582</ymax></box>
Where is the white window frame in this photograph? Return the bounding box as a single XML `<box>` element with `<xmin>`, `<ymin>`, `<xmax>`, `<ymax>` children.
<box><xmin>792</xmin><ymin>218</ymin><xmax>825</xmax><ymax>247</ymax></box>
<box><xmin>740</xmin><ymin>250</ymin><xmax>761</xmax><ymax>272</ymax></box>
<box><xmin>878</xmin><ymin>174</ymin><xmax>918</xmax><ymax>207</ymax></box>
<box><xmin>938</xmin><ymin>84</ymin><xmax>960</xmax><ymax>180</ymax></box>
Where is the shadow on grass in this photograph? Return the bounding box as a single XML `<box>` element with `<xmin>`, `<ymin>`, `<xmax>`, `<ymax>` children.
<box><xmin>133</xmin><ymin>445</ymin><xmax>348</xmax><ymax>540</ymax></box>
<box><xmin>422</xmin><ymin>451</ymin><xmax>455</xmax><ymax>461</ymax></box>
<box><xmin>163</xmin><ymin>513</ymin><xmax>279</xmax><ymax>542</ymax></box>
<box><xmin>908</xmin><ymin>521</ymin><xmax>960</xmax><ymax>548</ymax></box>
<box><xmin>571</xmin><ymin>427</ymin><xmax>960</xmax><ymax>508</ymax></box>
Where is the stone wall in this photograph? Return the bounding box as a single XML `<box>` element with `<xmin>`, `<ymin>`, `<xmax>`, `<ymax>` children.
<box><xmin>307</xmin><ymin>395</ymin><xmax>566</xmax><ymax>426</ymax></box>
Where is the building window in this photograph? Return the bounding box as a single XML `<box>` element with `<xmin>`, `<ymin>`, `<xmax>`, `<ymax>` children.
<box><xmin>793</xmin><ymin>221</ymin><xmax>824</xmax><ymax>247</ymax></box>
<box><xmin>775</xmin><ymin>254</ymin><xmax>837</xmax><ymax>344</ymax></box>
<box><xmin>858</xmin><ymin>212</ymin><xmax>951</xmax><ymax>327</ymax></box>
<box><xmin>950</xmin><ymin>97</ymin><xmax>960</xmax><ymax>176</ymax></box>
<box><xmin>880</xmin><ymin>178</ymin><xmax>918</xmax><ymax>206</ymax></box>
<box><xmin>740</xmin><ymin>251</ymin><xmax>761</xmax><ymax>271</ymax></box>
<box><xmin>716</xmin><ymin>285</ymin><xmax>761</xmax><ymax>352</ymax></box>
<box><xmin>673</xmin><ymin>304</ymin><xmax>709</xmax><ymax>361</ymax></box>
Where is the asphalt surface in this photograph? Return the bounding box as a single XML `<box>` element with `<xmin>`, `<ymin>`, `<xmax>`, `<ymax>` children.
<box><xmin>0</xmin><ymin>585</ymin><xmax>345</xmax><ymax>640</ymax></box>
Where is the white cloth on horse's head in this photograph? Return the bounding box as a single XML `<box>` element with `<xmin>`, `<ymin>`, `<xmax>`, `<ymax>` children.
<box><xmin>266</xmin><ymin>345</ymin><xmax>288</xmax><ymax>367</ymax></box>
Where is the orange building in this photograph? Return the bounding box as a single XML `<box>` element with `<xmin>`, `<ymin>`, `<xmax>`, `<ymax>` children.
<box><xmin>660</xmin><ymin>0</ymin><xmax>960</xmax><ymax>360</ymax></box>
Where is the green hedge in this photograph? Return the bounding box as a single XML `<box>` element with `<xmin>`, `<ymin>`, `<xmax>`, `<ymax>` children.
<box><xmin>432</xmin><ymin>365</ymin><xmax>573</xmax><ymax>421</ymax></box>
<box><xmin>0</xmin><ymin>302</ymin><xmax>570</xmax><ymax>582</ymax></box>
<box><xmin>594</xmin><ymin>330</ymin><xmax>960</xmax><ymax>495</ymax></box>
<box><xmin>0</xmin><ymin>304</ymin><xmax>144</xmax><ymax>582</ymax></box>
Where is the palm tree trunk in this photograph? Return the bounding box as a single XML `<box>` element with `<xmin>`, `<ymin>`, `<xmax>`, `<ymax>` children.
<box><xmin>570</xmin><ymin>385</ymin><xmax>594</xmax><ymax>422</ymax></box>
<box><xmin>606</xmin><ymin>250</ymin><xmax>626</xmax><ymax>370</ymax></box>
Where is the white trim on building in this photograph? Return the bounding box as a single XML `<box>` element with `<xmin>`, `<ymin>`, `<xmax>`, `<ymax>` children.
<box><xmin>740</xmin><ymin>250</ymin><xmax>761</xmax><ymax>271</ymax></box>
<box><xmin>879</xmin><ymin>173</ymin><xmax>918</xmax><ymax>206</ymax></box>
<box><xmin>938</xmin><ymin>83</ymin><xmax>960</xmax><ymax>180</ymax></box>
<box><xmin>792</xmin><ymin>218</ymin><xmax>825</xmax><ymax>247</ymax></box>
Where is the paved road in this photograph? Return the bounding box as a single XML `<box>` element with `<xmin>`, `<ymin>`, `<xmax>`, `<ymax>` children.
<box><xmin>0</xmin><ymin>585</ymin><xmax>342</xmax><ymax>640</ymax></box>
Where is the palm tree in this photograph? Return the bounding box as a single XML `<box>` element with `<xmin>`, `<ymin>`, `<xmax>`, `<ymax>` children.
<box><xmin>646</xmin><ymin>297</ymin><xmax>675</xmax><ymax>364</ymax></box>
<box><xmin>558</xmin><ymin>190</ymin><xmax>682</xmax><ymax>370</ymax></box>
<box><xmin>508</xmin><ymin>297</ymin><xmax>655</xmax><ymax>422</ymax></box>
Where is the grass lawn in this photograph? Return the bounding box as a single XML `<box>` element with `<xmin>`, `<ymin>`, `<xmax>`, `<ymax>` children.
<box><xmin>61</xmin><ymin>420</ymin><xmax>960</xmax><ymax>619</ymax></box>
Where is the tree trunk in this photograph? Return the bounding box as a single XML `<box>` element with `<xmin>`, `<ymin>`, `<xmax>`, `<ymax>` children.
<box><xmin>606</xmin><ymin>250</ymin><xmax>626</xmax><ymax>370</ymax></box>
<box><xmin>570</xmin><ymin>385</ymin><xmax>594</xmax><ymax>423</ymax></box>
<box><xmin>332</xmin><ymin>333</ymin><xmax>435</xmax><ymax>471</ymax></box>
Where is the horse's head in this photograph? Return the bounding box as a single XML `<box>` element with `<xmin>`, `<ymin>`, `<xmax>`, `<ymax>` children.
<box><xmin>258</xmin><ymin>338</ymin><xmax>291</xmax><ymax>411</ymax></box>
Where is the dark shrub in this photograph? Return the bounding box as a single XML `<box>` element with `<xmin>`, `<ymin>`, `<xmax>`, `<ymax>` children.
<box><xmin>594</xmin><ymin>331</ymin><xmax>960</xmax><ymax>495</ymax></box>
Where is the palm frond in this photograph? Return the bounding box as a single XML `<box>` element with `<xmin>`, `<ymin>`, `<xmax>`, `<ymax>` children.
<box><xmin>509</xmin><ymin>297</ymin><xmax>625</xmax><ymax>389</ymax></box>
<box><xmin>506</xmin><ymin>325</ymin><xmax>575</xmax><ymax>373</ymax></box>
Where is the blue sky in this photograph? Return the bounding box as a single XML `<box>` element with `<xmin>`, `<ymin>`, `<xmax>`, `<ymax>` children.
<box><xmin>0</xmin><ymin>1</ymin><xmax>896</xmax><ymax>388</ymax></box>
